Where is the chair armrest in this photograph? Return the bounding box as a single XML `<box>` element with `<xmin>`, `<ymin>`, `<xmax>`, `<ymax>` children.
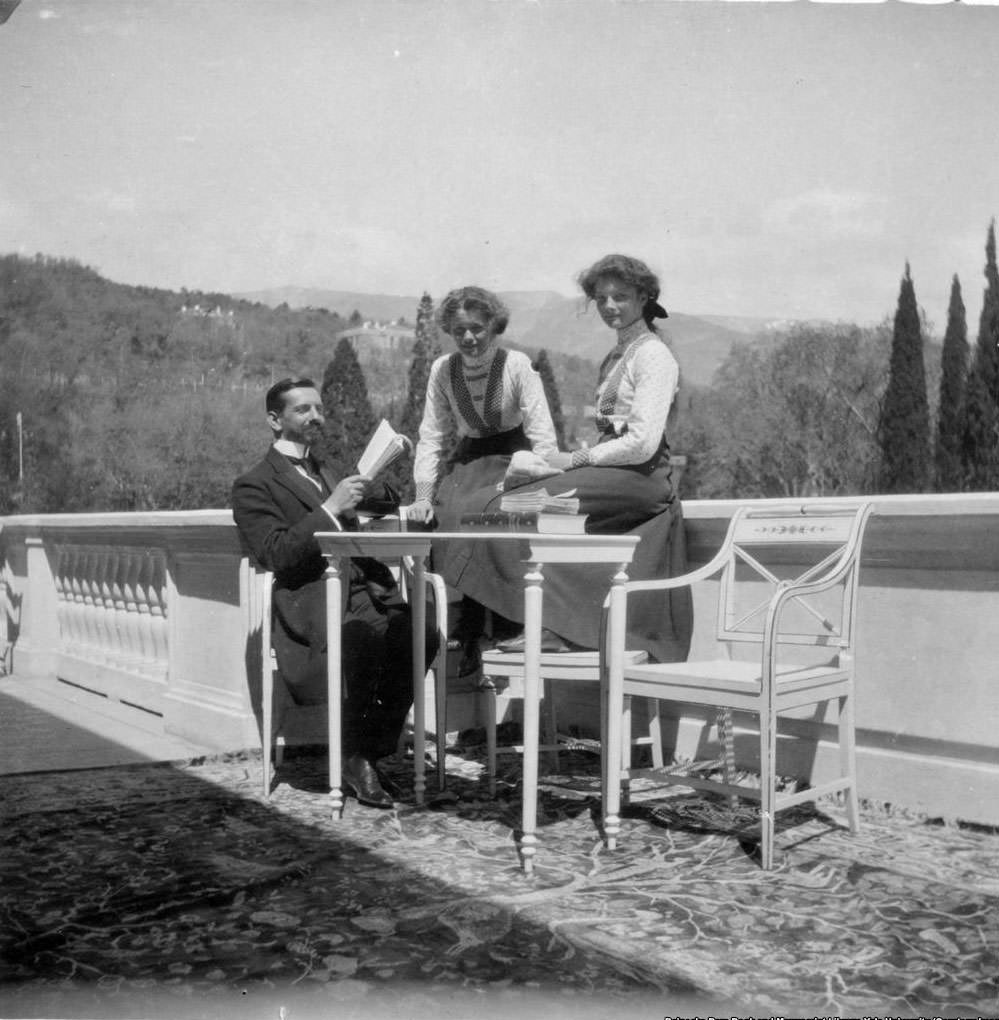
<box><xmin>612</xmin><ymin>508</ymin><xmax>748</xmax><ymax>600</ymax></box>
<box><xmin>605</xmin><ymin>545</ymin><xmax>731</xmax><ymax>604</ymax></box>
<box><xmin>399</xmin><ymin>556</ymin><xmax>449</xmax><ymax>639</ymax></box>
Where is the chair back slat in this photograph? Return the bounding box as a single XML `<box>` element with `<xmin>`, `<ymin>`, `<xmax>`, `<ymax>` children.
<box><xmin>715</xmin><ymin>503</ymin><xmax>872</xmax><ymax>651</ymax></box>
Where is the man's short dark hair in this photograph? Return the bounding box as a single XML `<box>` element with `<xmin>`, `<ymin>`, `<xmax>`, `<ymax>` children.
<box><xmin>266</xmin><ymin>377</ymin><xmax>318</xmax><ymax>415</ymax></box>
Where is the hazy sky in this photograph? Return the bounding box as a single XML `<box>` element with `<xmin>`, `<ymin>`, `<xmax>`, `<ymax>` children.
<box><xmin>2</xmin><ymin>0</ymin><xmax>998</xmax><ymax>328</ymax></box>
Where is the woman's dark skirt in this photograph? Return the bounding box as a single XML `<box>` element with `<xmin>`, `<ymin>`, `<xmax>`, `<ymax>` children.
<box><xmin>439</xmin><ymin>451</ymin><xmax>693</xmax><ymax>663</ymax></box>
<box><xmin>433</xmin><ymin>426</ymin><xmax>533</xmax><ymax>532</ymax></box>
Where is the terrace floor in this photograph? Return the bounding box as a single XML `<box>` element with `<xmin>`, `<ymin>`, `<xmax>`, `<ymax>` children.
<box><xmin>1</xmin><ymin>676</ymin><xmax>998</xmax><ymax>1020</ymax></box>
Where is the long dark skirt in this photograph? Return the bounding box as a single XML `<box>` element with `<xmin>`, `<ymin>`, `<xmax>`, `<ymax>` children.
<box><xmin>440</xmin><ymin>457</ymin><xmax>693</xmax><ymax>662</ymax></box>
<box><xmin>433</xmin><ymin>426</ymin><xmax>533</xmax><ymax>531</ymax></box>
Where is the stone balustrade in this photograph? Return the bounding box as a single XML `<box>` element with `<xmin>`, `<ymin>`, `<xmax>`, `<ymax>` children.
<box><xmin>1</xmin><ymin>493</ymin><xmax>998</xmax><ymax>826</ymax></box>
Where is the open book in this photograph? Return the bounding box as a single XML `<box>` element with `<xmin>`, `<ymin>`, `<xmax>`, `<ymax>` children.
<box><xmin>357</xmin><ymin>419</ymin><xmax>413</xmax><ymax>479</ymax></box>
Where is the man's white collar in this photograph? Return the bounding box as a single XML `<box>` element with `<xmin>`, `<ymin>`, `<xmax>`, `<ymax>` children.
<box><xmin>273</xmin><ymin>439</ymin><xmax>309</xmax><ymax>458</ymax></box>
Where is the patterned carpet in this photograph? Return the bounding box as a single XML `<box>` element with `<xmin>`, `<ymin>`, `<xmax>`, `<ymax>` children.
<box><xmin>1</xmin><ymin>743</ymin><xmax>997</xmax><ymax>1020</ymax></box>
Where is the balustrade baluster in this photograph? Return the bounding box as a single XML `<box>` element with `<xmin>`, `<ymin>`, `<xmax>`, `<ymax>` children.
<box><xmin>123</xmin><ymin>550</ymin><xmax>144</xmax><ymax>674</ymax></box>
<box><xmin>67</xmin><ymin>546</ymin><xmax>86</xmax><ymax>657</ymax></box>
<box><xmin>133</xmin><ymin>550</ymin><xmax>155</xmax><ymax>677</ymax></box>
<box><xmin>53</xmin><ymin>546</ymin><xmax>71</xmax><ymax>655</ymax></box>
<box><xmin>81</xmin><ymin>546</ymin><xmax>102</xmax><ymax>663</ymax></box>
<box><xmin>146</xmin><ymin>552</ymin><xmax>168</xmax><ymax>682</ymax></box>
<box><xmin>108</xmin><ymin>548</ymin><xmax>131</xmax><ymax>670</ymax></box>
<box><xmin>97</xmin><ymin>548</ymin><xmax>116</xmax><ymax>665</ymax></box>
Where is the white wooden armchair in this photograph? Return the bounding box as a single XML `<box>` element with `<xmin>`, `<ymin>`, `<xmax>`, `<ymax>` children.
<box><xmin>603</xmin><ymin>502</ymin><xmax>874</xmax><ymax>870</ymax></box>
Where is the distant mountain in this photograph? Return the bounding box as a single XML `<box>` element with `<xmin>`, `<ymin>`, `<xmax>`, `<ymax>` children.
<box><xmin>510</xmin><ymin>300</ymin><xmax>764</xmax><ymax>388</ymax></box>
<box><xmin>237</xmin><ymin>287</ymin><xmax>781</xmax><ymax>387</ymax></box>
<box><xmin>236</xmin><ymin>287</ymin><xmax>422</xmax><ymax>324</ymax></box>
<box><xmin>690</xmin><ymin>313</ymin><xmax>789</xmax><ymax>335</ymax></box>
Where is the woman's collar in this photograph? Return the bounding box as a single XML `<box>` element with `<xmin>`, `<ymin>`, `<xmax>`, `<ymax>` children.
<box><xmin>457</xmin><ymin>345</ymin><xmax>500</xmax><ymax>370</ymax></box>
<box><xmin>615</xmin><ymin>318</ymin><xmax>649</xmax><ymax>346</ymax></box>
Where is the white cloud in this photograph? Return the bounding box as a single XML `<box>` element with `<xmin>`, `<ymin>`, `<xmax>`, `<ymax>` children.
<box><xmin>86</xmin><ymin>189</ymin><xmax>137</xmax><ymax>215</ymax></box>
<box><xmin>763</xmin><ymin>189</ymin><xmax>885</xmax><ymax>240</ymax></box>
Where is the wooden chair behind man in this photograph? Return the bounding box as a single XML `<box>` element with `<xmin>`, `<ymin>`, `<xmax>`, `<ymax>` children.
<box><xmin>250</xmin><ymin>551</ymin><xmax>450</xmax><ymax>799</ymax></box>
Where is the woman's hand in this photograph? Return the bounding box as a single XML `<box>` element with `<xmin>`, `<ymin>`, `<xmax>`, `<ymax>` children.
<box><xmin>406</xmin><ymin>499</ymin><xmax>435</xmax><ymax>525</ymax></box>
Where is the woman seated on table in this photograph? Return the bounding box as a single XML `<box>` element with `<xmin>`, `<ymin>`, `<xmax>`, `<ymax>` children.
<box><xmin>446</xmin><ymin>253</ymin><xmax>691</xmax><ymax>662</ymax></box>
<box><xmin>406</xmin><ymin>285</ymin><xmax>559</xmax><ymax>674</ymax></box>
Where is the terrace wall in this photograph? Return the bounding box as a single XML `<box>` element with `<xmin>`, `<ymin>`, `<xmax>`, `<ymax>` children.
<box><xmin>2</xmin><ymin>493</ymin><xmax>997</xmax><ymax>825</ymax></box>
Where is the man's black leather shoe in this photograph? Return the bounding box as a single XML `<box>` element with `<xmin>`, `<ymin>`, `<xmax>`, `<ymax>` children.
<box><xmin>494</xmin><ymin>628</ymin><xmax>571</xmax><ymax>654</ymax></box>
<box><xmin>341</xmin><ymin>754</ymin><xmax>394</xmax><ymax>809</ymax></box>
<box><xmin>457</xmin><ymin>639</ymin><xmax>481</xmax><ymax>677</ymax></box>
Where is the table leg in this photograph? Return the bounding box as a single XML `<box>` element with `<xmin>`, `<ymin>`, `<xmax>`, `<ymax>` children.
<box><xmin>602</xmin><ymin>562</ymin><xmax>629</xmax><ymax>850</ymax></box>
<box><xmin>326</xmin><ymin>558</ymin><xmax>345</xmax><ymax>819</ymax></box>
<box><xmin>520</xmin><ymin>558</ymin><xmax>544</xmax><ymax>874</ymax></box>
<box><xmin>411</xmin><ymin>553</ymin><xmax>427</xmax><ymax>806</ymax></box>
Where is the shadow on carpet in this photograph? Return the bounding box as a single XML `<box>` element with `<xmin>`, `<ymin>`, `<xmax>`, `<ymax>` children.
<box><xmin>1</xmin><ymin>745</ymin><xmax>997</xmax><ymax>1020</ymax></box>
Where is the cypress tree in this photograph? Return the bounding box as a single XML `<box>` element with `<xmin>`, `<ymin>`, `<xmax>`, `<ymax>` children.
<box><xmin>979</xmin><ymin>219</ymin><xmax>999</xmax><ymax>408</ymax></box>
<box><xmin>316</xmin><ymin>336</ymin><xmax>377</xmax><ymax>479</ymax></box>
<box><xmin>962</xmin><ymin>219</ymin><xmax>999</xmax><ymax>489</ymax></box>
<box><xmin>961</xmin><ymin>368</ymin><xmax>992</xmax><ymax>490</ymax></box>
<box><xmin>398</xmin><ymin>293</ymin><xmax>436</xmax><ymax>444</ymax></box>
<box><xmin>532</xmin><ymin>348</ymin><xmax>566</xmax><ymax>448</ymax></box>
<box><xmin>934</xmin><ymin>275</ymin><xmax>968</xmax><ymax>491</ymax></box>
<box><xmin>380</xmin><ymin>292</ymin><xmax>440</xmax><ymax>501</ymax></box>
<box><xmin>878</xmin><ymin>262</ymin><xmax>930</xmax><ymax>493</ymax></box>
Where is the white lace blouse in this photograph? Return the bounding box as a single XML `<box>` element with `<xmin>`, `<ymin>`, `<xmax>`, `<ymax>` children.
<box><xmin>580</xmin><ymin>319</ymin><xmax>680</xmax><ymax>468</ymax></box>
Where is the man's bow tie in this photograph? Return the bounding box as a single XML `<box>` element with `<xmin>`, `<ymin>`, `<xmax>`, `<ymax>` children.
<box><xmin>286</xmin><ymin>454</ymin><xmax>324</xmax><ymax>479</ymax></box>
<box><xmin>285</xmin><ymin>453</ymin><xmax>329</xmax><ymax>494</ymax></box>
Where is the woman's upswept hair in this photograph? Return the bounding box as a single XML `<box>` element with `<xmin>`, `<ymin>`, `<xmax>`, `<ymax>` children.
<box><xmin>577</xmin><ymin>253</ymin><xmax>667</xmax><ymax>330</ymax></box>
<box><xmin>436</xmin><ymin>286</ymin><xmax>510</xmax><ymax>337</ymax></box>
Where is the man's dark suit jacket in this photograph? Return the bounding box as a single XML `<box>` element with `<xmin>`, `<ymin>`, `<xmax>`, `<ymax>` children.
<box><xmin>231</xmin><ymin>446</ymin><xmax>404</xmax><ymax>708</ymax></box>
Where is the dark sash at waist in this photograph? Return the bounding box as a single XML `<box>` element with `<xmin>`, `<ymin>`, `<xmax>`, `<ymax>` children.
<box><xmin>449</xmin><ymin>425</ymin><xmax>532</xmax><ymax>465</ymax></box>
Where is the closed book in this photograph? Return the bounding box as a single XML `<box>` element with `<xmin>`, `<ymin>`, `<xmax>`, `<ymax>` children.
<box><xmin>459</xmin><ymin>511</ymin><xmax>588</xmax><ymax>535</ymax></box>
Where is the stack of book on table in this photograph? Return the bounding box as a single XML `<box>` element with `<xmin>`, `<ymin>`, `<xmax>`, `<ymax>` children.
<box><xmin>461</xmin><ymin>488</ymin><xmax>587</xmax><ymax>534</ymax></box>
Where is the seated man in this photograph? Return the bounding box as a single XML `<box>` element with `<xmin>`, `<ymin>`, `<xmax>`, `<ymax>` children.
<box><xmin>232</xmin><ymin>377</ymin><xmax>437</xmax><ymax>808</ymax></box>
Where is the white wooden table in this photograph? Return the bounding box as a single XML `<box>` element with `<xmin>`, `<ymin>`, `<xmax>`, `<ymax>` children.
<box><xmin>315</xmin><ymin>530</ymin><xmax>639</xmax><ymax>874</ymax></box>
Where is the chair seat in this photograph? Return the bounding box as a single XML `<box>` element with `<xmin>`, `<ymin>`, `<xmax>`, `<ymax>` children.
<box><xmin>477</xmin><ymin>648</ymin><xmax>651</xmax><ymax>795</ymax></box>
<box><xmin>623</xmin><ymin>658</ymin><xmax>850</xmax><ymax>698</ymax></box>
<box><xmin>481</xmin><ymin>648</ymin><xmax>648</xmax><ymax>685</ymax></box>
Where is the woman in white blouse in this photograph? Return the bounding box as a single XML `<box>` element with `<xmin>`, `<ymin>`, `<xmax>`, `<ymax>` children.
<box><xmin>408</xmin><ymin>286</ymin><xmax>557</xmax><ymax>525</ymax></box>
<box><xmin>543</xmin><ymin>252</ymin><xmax>679</xmax><ymax>530</ymax></box>
<box><xmin>450</xmin><ymin>255</ymin><xmax>691</xmax><ymax>661</ymax></box>
<box><xmin>407</xmin><ymin>286</ymin><xmax>558</xmax><ymax>672</ymax></box>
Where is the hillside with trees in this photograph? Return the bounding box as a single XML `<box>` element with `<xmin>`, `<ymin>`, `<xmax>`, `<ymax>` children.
<box><xmin>0</xmin><ymin>255</ymin><xmax>597</xmax><ymax>512</ymax></box>
<box><xmin>5</xmin><ymin>219</ymin><xmax>998</xmax><ymax>516</ymax></box>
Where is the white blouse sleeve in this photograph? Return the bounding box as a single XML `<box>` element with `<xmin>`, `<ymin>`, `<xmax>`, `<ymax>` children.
<box><xmin>587</xmin><ymin>342</ymin><xmax>679</xmax><ymax>467</ymax></box>
<box><xmin>412</xmin><ymin>357</ymin><xmax>453</xmax><ymax>500</ymax></box>
<box><xmin>508</xmin><ymin>351</ymin><xmax>559</xmax><ymax>459</ymax></box>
